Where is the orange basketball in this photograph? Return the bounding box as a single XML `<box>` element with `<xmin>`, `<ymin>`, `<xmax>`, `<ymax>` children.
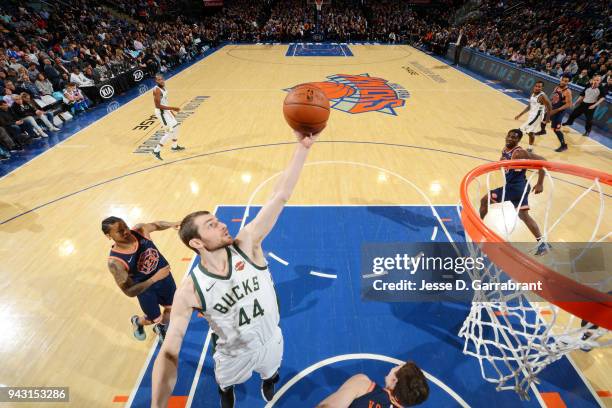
<box><xmin>283</xmin><ymin>84</ymin><xmax>330</xmax><ymax>134</ymax></box>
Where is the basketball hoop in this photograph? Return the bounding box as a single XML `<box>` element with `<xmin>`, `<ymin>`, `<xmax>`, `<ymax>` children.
<box><xmin>315</xmin><ymin>0</ymin><xmax>323</xmax><ymax>11</ymax></box>
<box><xmin>458</xmin><ymin>160</ymin><xmax>612</xmax><ymax>398</ymax></box>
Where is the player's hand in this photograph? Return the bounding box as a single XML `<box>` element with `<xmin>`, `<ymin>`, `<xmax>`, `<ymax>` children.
<box><xmin>533</xmin><ymin>183</ymin><xmax>544</xmax><ymax>194</ymax></box>
<box><xmin>153</xmin><ymin>268</ymin><xmax>171</xmax><ymax>282</ymax></box>
<box><xmin>294</xmin><ymin>130</ymin><xmax>320</xmax><ymax>149</ymax></box>
<box><xmin>173</xmin><ymin>107</ymin><xmax>181</xmax><ymax>112</ymax></box>
<box><xmin>588</xmin><ymin>105</ymin><xmax>596</xmax><ymax>110</ymax></box>
<box><xmin>514</xmin><ymin>114</ymin><xmax>521</xmax><ymax>120</ymax></box>
<box><xmin>172</xmin><ymin>222</ymin><xmax>180</xmax><ymax>230</ymax></box>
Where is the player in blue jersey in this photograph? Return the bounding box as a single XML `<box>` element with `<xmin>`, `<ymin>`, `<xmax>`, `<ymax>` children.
<box><xmin>479</xmin><ymin>129</ymin><xmax>550</xmax><ymax>255</ymax></box>
<box><xmin>103</xmin><ymin>216</ymin><xmax>180</xmax><ymax>342</ymax></box>
<box><xmin>548</xmin><ymin>74</ymin><xmax>573</xmax><ymax>152</ymax></box>
<box><xmin>317</xmin><ymin>361</ymin><xmax>429</xmax><ymax>408</ymax></box>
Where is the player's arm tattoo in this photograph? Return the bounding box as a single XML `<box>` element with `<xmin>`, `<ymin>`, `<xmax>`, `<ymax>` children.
<box><xmin>107</xmin><ymin>259</ymin><xmax>156</xmax><ymax>297</ymax></box>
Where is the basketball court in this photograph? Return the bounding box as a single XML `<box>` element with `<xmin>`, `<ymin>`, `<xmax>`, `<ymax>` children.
<box><xmin>0</xmin><ymin>44</ymin><xmax>610</xmax><ymax>407</ymax></box>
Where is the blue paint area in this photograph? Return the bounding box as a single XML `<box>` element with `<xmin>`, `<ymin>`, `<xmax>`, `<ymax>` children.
<box><xmin>129</xmin><ymin>205</ymin><xmax>599</xmax><ymax>407</ymax></box>
<box><xmin>0</xmin><ymin>45</ymin><xmax>221</xmax><ymax>177</ymax></box>
<box><xmin>286</xmin><ymin>43</ymin><xmax>353</xmax><ymax>57</ymax></box>
<box><xmin>423</xmin><ymin>49</ymin><xmax>612</xmax><ymax>149</ymax></box>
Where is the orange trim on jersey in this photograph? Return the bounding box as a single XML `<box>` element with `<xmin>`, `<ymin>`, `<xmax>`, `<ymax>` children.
<box><xmin>367</xmin><ymin>381</ymin><xmax>376</xmax><ymax>393</ymax></box>
<box><xmin>108</xmin><ymin>256</ymin><xmax>129</xmax><ymax>271</ymax></box>
<box><xmin>111</xmin><ymin>232</ymin><xmax>139</xmax><ymax>254</ymax></box>
<box><xmin>383</xmin><ymin>388</ymin><xmax>403</xmax><ymax>408</ymax></box>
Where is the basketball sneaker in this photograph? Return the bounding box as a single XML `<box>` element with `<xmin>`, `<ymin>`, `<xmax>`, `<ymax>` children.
<box><xmin>171</xmin><ymin>145</ymin><xmax>185</xmax><ymax>151</ymax></box>
<box><xmin>554</xmin><ymin>144</ymin><xmax>568</xmax><ymax>152</ymax></box>
<box><xmin>131</xmin><ymin>315</ymin><xmax>146</xmax><ymax>341</ymax></box>
<box><xmin>261</xmin><ymin>372</ymin><xmax>279</xmax><ymax>402</ymax></box>
<box><xmin>535</xmin><ymin>242</ymin><xmax>552</xmax><ymax>256</ymax></box>
<box><xmin>153</xmin><ymin>323</ymin><xmax>167</xmax><ymax>342</ymax></box>
<box><xmin>218</xmin><ymin>386</ymin><xmax>235</xmax><ymax>408</ymax></box>
<box><xmin>152</xmin><ymin>151</ymin><xmax>163</xmax><ymax>160</ymax></box>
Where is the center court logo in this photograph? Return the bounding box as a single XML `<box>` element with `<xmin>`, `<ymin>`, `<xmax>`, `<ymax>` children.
<box><xmin>287</xmin><ymin>74</ymin><xmax>409</xmax><ymax>115</ymax></box>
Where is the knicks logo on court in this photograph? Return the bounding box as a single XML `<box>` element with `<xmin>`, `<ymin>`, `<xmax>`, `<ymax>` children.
<box><xmin>287</xmin><ymin>74</ymin><xmax>409</xmax><ymax>115</ymax></box>
<box><xmin>137</xmin><ymin>248</ymin><xmax>160</xmax><ymax>274</ymax></box>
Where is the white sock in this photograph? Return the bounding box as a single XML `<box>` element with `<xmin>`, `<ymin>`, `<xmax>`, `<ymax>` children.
<box><xmin>154</xmin><ymin>144</ymin><xmax>162</xmax><ymax>153</ymax></box>
<box><xmin>172</xmin><ymin>139</ymin><xmax>178</xmax><ymax>148</ymax></box>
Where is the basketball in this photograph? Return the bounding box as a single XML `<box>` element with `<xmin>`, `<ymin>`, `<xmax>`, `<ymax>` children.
<box><xmin>283</xmin><ymin>84</ymin><xmax>330</xmax><ymax>134</ymax></box>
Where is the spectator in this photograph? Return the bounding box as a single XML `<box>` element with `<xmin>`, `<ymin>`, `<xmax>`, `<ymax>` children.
<box><xmin>35</xmin><ymin>73</ymin><xmax>54</xmax><ymax>96</ymax></box>
<box><xmin>42</xmin><ymin>58</ymin><xmax>64</xmax><ymax>89</ymax></box>
<box><xmin>10</xmin><ymin>93</ymin><xmax>49</xmax><ymax>137</ymax></box>
<box><xmin>27</xmin><ymin>63</ymin><xmax>40</xmax><ymax>81</ymax></box>
<box><xmin>21</xmin><ymin>92</ymin><xmax>60</xmax><ymax>132</ymax></box>
<box><xmin>17</xmin><ymin>73</ymin><xmax>40</xmax><ymax>98</ymax></box>
<box><xmin>63</xmin><ymin>82</ymin><xmax>89</xmax><ymax>115</ymax></box>
<box><xmin>0</xmin><ymin>99</ymin><xmax>37</xmax><ymax>143</ymax></box>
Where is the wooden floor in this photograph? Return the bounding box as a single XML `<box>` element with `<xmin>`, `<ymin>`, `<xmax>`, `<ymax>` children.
<box><xmin>0</xmin><ymin>44</ymin><xmax>609</xmax><ymax>407</ymax></box>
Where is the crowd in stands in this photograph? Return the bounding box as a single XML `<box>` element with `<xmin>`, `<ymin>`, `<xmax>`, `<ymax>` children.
<box><xmin>421</xmin><ymin>0</ymin><xmax>610</xmax><ymax>84</ymax></box>
<box><xmin>0</xmin><ymin>0</ymin><xmax>212</xmax><ymax>160</ymax></box>
<box><xmin>0</xmin><ymin>0</ymin><xmax>608</xmax><ymax>160</ymax></box>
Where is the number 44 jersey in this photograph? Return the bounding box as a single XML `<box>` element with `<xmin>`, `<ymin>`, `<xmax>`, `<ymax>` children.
<box><xmin>190</xmin><ymin>243</ymin><xmax>280</xmax><ymax>357</ymax></box>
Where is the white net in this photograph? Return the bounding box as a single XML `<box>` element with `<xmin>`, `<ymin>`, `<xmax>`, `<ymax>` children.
<box><xmin>458</xmin><ymin>162</ymin><xmax>611</xmax><ymax>399</ymax></box>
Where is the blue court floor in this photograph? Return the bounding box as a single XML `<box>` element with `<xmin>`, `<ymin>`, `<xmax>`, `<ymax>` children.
<box><xmin>286</xmin><ymin>43</ymin><xmax>353</xmax><ymax>57</ymax></box>
<box><xmin>128</xmin><ymin>205</ymin><xmax>599</xmax><ymax>408</ymax></box>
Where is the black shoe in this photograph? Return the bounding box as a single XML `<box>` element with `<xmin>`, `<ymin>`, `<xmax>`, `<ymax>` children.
<box><xmin>171</xmin><ymin>145</ymin><xmax>185</xmax><ymax>151</ymax></box>
<box><xmin>535</xmin><ymin>242</ymin><xmax>551</xmax><ymax>256</ymax></box>
<box><xmin>554</xmin><ymin>144</ymin><xmax>568</xmax><ymax>152</ymax></box>
<box><xmin>561</xmin><ymin>122</ymin><xmax>568</xmax><ymax>126</ymax></box>
<box><xmin>534</xmin><ymin>130</ymin><xmax>546</xmax><ymax>136</ymax></box>
<box><xmin>153</xmin><ymin>323</ymin><xmax>167</xmax><ymax>342</ymax></box>
<box><xmin>152</xmin><ymin>151</ymin><xmax>163</xmax><ymax>160</ymax></box>
<box><xmin>261</xmin><ymin>372</ymin><xmax>280</xmax><ymax>402</ymax></box>
<box><xmin>582</xmin><ymin>131</ymin><xmax>590</xmax><ymax>137</ymax></box>
<box><xmin>218</xmin><ymin>386</ymin><xmax>235</xmax><ymax>408</ymax></box>
<box><xmin>0</xmin><ymin>154</ymin><xmax>10</xmax><ymax>161</ymax></box>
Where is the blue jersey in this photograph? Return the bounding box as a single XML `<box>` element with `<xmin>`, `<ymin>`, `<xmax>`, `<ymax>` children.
<box><xmin>550</xmin><ymin>86</ymin><xmax>570</xmax><ymax>111</ymax></box>
<box><xmin>349</xmin><ymin>383</ymin><xmax>397</xmax><ymax>408</ymax></box>
<box><xmin>109</xmin><ymin>229</ymin><xmax>170</xmax><ymax>283</ymax></box>
<box><xmin>501</xmin><ymin>146</ymin><xmax>527</xmax><ymax>186</ymax></box>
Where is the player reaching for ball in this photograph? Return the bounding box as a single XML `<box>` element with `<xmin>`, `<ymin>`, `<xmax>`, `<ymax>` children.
<box><xmin>151</xmin><ymin>130</ymin><xmax>320</xmax><ymax>408</ymax></box>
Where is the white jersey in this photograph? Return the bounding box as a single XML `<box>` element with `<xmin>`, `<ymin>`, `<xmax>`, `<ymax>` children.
<box><xmin>528</xmin><ymin>91</ymin><xmax>545</xmax><ymax>118</ymax></box>
<box><xmin>154</xmin><ymin>85</ymin><xmax>169</xmax><ymax>112</ymax></box>
<box><xmin>190</xmin><ymin>244</ymin><xmax>280</xmax><ymax>357</ymax></box>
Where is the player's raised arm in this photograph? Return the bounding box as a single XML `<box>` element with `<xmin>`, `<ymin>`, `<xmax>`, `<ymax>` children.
<box><xmin>133</xmin><ymin>220</ymin><xmax>180</xmax><ymax>237</ymax></box>
<box><xmin>238</xmin><ymin>130</ymin><xmax>319</xmax><ymax>244</ymax></box>
<box><xmin>316</xmin><ymin>374</ymin><xmax>372</xmax><ymax>408</ymax></box>
<box><xmin>151</xmin><ymin>280</ymin><xmax>199</xmax><ymax>408</ymax></box>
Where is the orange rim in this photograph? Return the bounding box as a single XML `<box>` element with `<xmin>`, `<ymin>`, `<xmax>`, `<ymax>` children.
<box><xmin>460</xmin><ymin>160</ymin><xmax>612</xmax><ymax>330</ymax></box>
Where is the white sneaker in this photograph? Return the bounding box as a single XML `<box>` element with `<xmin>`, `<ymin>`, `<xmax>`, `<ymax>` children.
<box><xmin>39</xmin><ymin>131</ymin><xmax>49</xmax><ymax>138</ymax></box>
<box><xmin>51</xmin><ymin>126</ymin><xmax>61</xmax><ymax>132</ymax></box>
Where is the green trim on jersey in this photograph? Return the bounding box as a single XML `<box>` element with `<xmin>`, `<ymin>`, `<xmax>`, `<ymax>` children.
<box><xmin>190</xmin><ymin>270</ymin><xmax>207</xmax><ymax>312</ymax></box>
<box><xmin>232</xmin><ymin>243</ymin><xmax>267</xmax><ymax>270</ymax></box>
<box><xmin>197</xmin><ymin>247</ymin><xmax>233</xmax><ymax>280</ymax></box>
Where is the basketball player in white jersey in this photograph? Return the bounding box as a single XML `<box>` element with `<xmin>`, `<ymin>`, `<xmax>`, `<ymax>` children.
<box><xmin>151</xmin><ymin>130</ymin><xmax>320</xmax><ymax>408</ymax></box>
<box><xmin>152</xmin><ymin>73</ymin><xmax>184</xmax><ymax>160</ymax></box>
<box><xmin>514</xmin><ymin>80</ymin><xmax>551</xmax><ymax>151</ymax></box>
